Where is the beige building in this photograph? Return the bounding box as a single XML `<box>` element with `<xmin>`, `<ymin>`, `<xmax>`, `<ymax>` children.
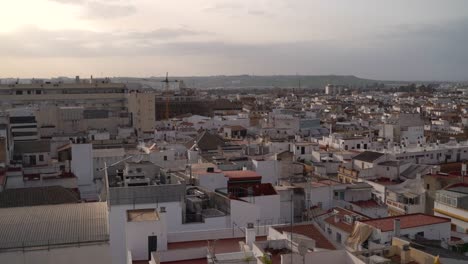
<box><xmin>127</xmin><ymin>91</ymin><xmax>156</xmax><ymax>135</ymax></box>
<box><xmin>0</xmin><ymin>78</ymin><xmax>131</xmax><ymax>136</ymax></box>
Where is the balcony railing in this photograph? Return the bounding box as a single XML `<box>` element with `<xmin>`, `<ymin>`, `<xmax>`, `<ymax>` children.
<box><xmin>386</xmin><ymin>199</ymin><xmax>406</xmax><ymax>212</ymax></box>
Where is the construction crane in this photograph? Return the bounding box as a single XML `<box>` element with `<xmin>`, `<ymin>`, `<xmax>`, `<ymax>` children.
<box><xmin>161</xmin><ymin>72</ymin><xmax>179</xmax><ymax>120</ymax></box>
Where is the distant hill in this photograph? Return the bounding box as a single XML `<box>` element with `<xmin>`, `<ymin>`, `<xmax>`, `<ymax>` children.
<box><xmin>113</xmin><ymin>75</ymin><xmax>394</xmax><ymax>89</ymax></box>
<box><xmin>2</xmin><ymin>75</ymin><xmax>435</xmax><ymax>89</ymax></box>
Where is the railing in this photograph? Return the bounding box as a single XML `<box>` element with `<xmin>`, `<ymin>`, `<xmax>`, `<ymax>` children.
<box><xmin>386</xmin><ymin>199</ymin><xmax>406</xmax><ymax>212</ymax></box>
<box><xmin>0</xmin><ymin>234</ymin><xmax>109</xmax><ymax>252</ymax></box>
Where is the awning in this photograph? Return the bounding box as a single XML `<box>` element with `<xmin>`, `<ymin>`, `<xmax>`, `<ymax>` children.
<box><xmin>345</xmin><ymin>222</ymin><xmax>375</xmax><ymax>251</ymax></box>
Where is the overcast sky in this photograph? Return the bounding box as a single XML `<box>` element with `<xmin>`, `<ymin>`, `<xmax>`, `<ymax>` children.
<box><xmin>1</xmin><ymin>0</ymin><xmax>468</xmax><ymax>81</ymax></box>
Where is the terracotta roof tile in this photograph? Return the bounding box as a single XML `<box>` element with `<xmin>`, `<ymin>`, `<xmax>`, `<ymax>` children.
<box><xmin>361</xmin><ymin>213</ymin><xmax>451</xmax><ymax>232</ymax></box>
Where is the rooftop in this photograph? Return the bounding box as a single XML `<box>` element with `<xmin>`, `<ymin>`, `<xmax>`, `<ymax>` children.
<box><xmin>273</xmin><ymin>224</ymin><xmax>336</xmax><ymax>250</ymax></box>
<box><xmin>168</xmin><ymin>236</ymin><xmax>267</xmax><ymax>254</ymax></box>
<box><xmin>324</xmin><ymin>207</ymin><xmax>369</xmax><ymax>233</ymax></box>
<box><xmin>350</xmin><ymin>199</ymin><xmax>381</xmax><ymax>208</ymax></box>
<box><xmin>0</xmin><ymin>202</ymin><xmax>108</xmax><ymax>250</ymax></box>
<box><xmin>223</xmin><ymin>170</ymin><xmax>262</xmax><ymax>180</ymax></box>
<box><xmin>127</xmin><ymin>209</ymin><xmax>159</xmax><ymax>222</ymax></box>
<box><xmin>361</xmin><ymin>213</ymin><xmax>451</xmax><ymax>232</ymax></box>
<box><xmin>352</xmin><ymin>151</ymin><xmax>385</xmax><ymax>163</ymax></box>
<box><xmin>0</xmin><ymin>185</ymin><xmax>80</xmax><ymax>208</ymax></box>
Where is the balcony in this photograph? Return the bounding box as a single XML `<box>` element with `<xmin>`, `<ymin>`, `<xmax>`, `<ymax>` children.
<box><xmin>386</xmin><ymin>199</ymin><xmax>406</xmax><ymax>214</ymax></box>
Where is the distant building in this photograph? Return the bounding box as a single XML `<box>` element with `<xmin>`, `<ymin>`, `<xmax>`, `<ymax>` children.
<box><xmin>325</xmin><ymin>84</ymin><xmax>345</xmax><ymax>95</ymax></box>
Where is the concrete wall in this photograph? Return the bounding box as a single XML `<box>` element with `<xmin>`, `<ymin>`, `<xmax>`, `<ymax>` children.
<box><xmin>230</xmin><ymin>195</ymin><xmax>282</xmax><ymax>227</ymax></box>
<box><xmin>110</xmin><ymin>202</ymin><xmax>179</xmax><ymax>264</ymax></box>
<box><xmin>0</xmin><ymin>243</ymin><xmax>111</xmax><ymax>264</ymax></box>
<box><xmin>344</xmin><ymin>189</ymin><xmax>372</xmax><ymax>202</ymax></box>
<box><xmin>71</xmin><ymin>144</ymin><xmax>93</xmax><ymax>186</ymax></box>
<box><xmin>434</xmin><ymin>202</ymin><xmax>468</xmax><ymax>232</ymax></box>
<box><xmin>197</xmin><ymin>173</ymin><xmax>227</xmax><ymax>192</ymax></box>
<box><xmin>252</xmin><ymin>159</ymin><xmax>280</xmax><ymax>185</ymax></box>
<box><xmin>157</xmin><ymin>247</ymin><xmax>207</xmax><ymax>263</ymax></box>
<box><xmin>125</xmin><ymin>212</ymin><xmax>167</xmax><ymax>261</ymax></box>
<box><xmin>379</xmin><ymin>222</ymin><xmax>450</xmax><ymax>246</ymax></box>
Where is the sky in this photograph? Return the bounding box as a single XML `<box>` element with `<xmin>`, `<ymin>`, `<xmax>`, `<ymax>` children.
<box><xmin>1</xmin><ymin>0</ymin><xmax>468</xmax><ymax>81</ymax></box>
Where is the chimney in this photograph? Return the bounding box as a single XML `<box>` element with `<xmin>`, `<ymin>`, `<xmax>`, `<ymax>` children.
<box><xmin>334</xmin><ymin>215</ymin><xmax>340</xmax><ymax>223</ymax></box>
<box><xmin>394</xmin><ymin>219</ymin><xmax>401</xmax><ymax>237</ymax></box>
<box><xmin>75</xmin><ymin>75</ymin><xmax>80</xmax><ymax>83</ymax></box>
<box><xmin>245</xmin><ymin>223</ymin><xmax>256</xmax><ymax>249</ymax></box>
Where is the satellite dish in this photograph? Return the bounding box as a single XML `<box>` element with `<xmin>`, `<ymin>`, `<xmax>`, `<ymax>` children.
<box><xmin>298</xmin><ymin>241</ymin><xmax>308</xmax><ymax>256</ymax></box>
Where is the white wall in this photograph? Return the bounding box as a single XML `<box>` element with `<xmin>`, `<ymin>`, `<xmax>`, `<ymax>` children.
<box><xmin>230</xmin><ymin>199</ymin><xmax>260</xmax><ymax>227</ymax></box>
<box><xmin>71</xmin><ymin>144</ymin><xmax>93</xmax><ymax>186</ymax></box>
<box><xmin>110</xmin><ymin>202</ymin><xmax>179</xmax><ymax>264</ymax></box>
<box><xmin>434</xmin><ymin>203</ymin><xmax>468</xmax><ymax>232</ymax></box>
<box><xmin>230</xmin><ymin>194</ymin><xmax>281</xmax><ymax>227</ymax></box>
<box><xmin>344</xmin><ymin>189</ymin><xmax>372</xmax><ymax>202</ymax></box>
<box><xmin>197</xmin><ymin>173</ymin><xmax>227</xmax><ymax>192</ymax></box>
<box><xmin>252</xmin><ymin>159</ymin><xmax>279</xmax><ymax>185</ymax></box>
<box><xmin>377</xmin><ymin>222</ymin><xmax>450</xmax><ymax>246</ymax></box>
<box><xmin>110</xmin><ymin>201</ymin><xmax>232</xmax><ymax>264</ymax></box>
<box><xmin>125</xmin><ymin>212</ymin><xmax>167</xmax><ymax>261</ymax></box>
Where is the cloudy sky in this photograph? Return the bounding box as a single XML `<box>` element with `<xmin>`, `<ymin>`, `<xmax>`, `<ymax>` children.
<box><xmin>1</xmin><ymin>0</ymin><xmax>468</xmax><ymax>81</ymax></box>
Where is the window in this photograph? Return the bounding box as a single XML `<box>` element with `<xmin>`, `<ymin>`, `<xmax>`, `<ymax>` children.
<box><xmin>327</xmin><ymin>228</ymin><xmax>332</xmax><ymax>235</ymax></box>
<box><xmin>387</xmin><ymin>167</ymin><xmax>390</xmax><ymax>171</ymax></box>
<box><xmin>163</xmin><ymin>156</ymin><xmax>167</xmax><ymax>161</ymax></box>
<box><xmin>357</xmin><ymin>144</ymin><xmax>361</xmax><ymax>149</ymax></box>
<box><xmin>38</xmin><ymin>155</ymin><xmax>44</xmax><ymax>162</ymax></box>
<box><xmin>426</xmin><ymin>184</ymin><xmax>430</xmax><ymax>190</ymax></box>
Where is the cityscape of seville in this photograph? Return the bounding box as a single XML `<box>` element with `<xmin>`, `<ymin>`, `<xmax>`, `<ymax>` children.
<box><xmin>0</xmin><ymin>1</ymin><xmax>468</xmax><ymax>264</ymax></box>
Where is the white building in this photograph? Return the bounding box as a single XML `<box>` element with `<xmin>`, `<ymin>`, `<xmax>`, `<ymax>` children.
<box><xmin>434</xmin><ymin>184</ymin><xmax>468</xmax><ymax>234</ymax></box>
<box><xmin>348</xmin><ymin>213</ymin><xmax>451</xmax><ymax>250</ymax></box>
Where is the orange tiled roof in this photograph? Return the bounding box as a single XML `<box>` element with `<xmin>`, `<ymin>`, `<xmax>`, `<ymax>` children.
<box><xmin>361</xmin><ymin>213</ymin><xmax>450</xmax><ymax>232</ymax></box>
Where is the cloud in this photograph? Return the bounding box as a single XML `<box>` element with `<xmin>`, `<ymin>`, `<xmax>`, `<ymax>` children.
<box><xmin>203</xmin><ymin>2</ymin><xmax>272</xmax><ymax>18</ymax></box>
<box><xmin>203</xmin><ymin>2</ymin><xmax>243</xmax><ymax>13</ymax></box>
<box><xmin>49</xmin><ymin>0</ymin><xmax>85</xmax><ymax>5</ymax></box>
<box><xmin>2</xmin><ymin>18</ymin><xmax>468</xmax><ymax>80</ymax></box>
<box><xmin>127</xmin><ymin>28</ymin><xmax>205</xmax><ymax>39</ymax></box>
<box><xmin>81</xmin><ymin>1</ymin><xmax>137</xmax><ymax>19</ymax></box>
<box><xmin>0</xmin><ymin>26</ymin><xmax>212</xmax><ymax>57</ymax></box>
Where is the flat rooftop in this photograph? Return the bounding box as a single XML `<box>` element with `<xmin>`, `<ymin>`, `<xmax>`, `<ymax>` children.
<box><xmin>273</xmin><ymin>224</ymin><xmax>336</xmax><ymax>250</ymax></box>
<box><xmin>168</xmin><ymin>236</ymin><xmax>267</xmax><ymax>254</ymax></box>
<box><xmin>127</xmin><ymin>209</ymin><xmax>159</xmax><ymax>222</ymax></box>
